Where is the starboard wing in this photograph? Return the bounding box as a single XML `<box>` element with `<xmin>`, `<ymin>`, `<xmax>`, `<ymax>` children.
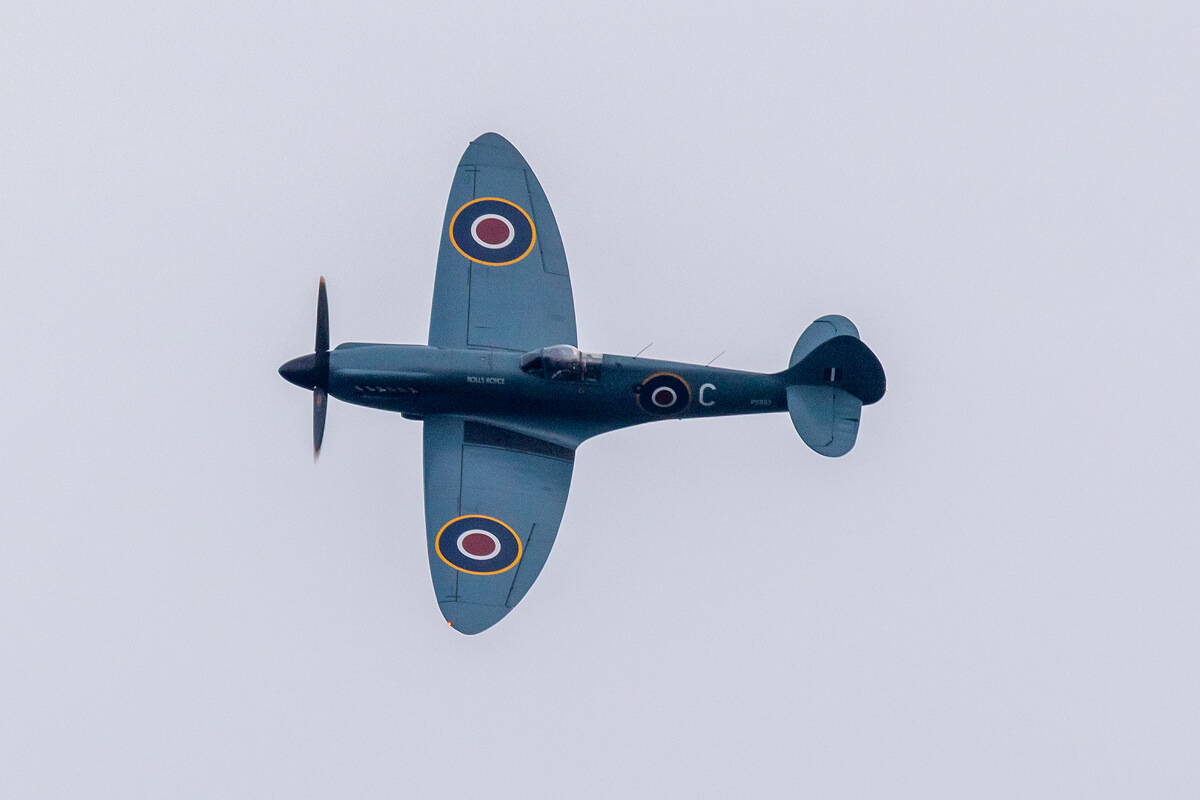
<box><xmin>428</xmin><ymin>133</ymin><xmax>576</xmax><ymax>352</ymax></box>
<box><xmin>422</xmin><ymin>416</ymin><xmax>574</xmax><ymax>634</ymax></box>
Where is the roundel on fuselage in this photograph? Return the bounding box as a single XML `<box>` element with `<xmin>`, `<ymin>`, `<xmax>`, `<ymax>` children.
<box><xmin>637</xmin><ymin>373</ymin><xmax>691</xmax><ymax>415</ymax></box>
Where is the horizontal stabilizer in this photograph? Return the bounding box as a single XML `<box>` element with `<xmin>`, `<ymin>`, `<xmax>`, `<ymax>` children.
<box><xmin>786</xmin><ymin>385</ymin><xmax>863</xmax><ymax>457</ymax></box>
<box><xmin>789</xmin><ymin>314</ymin><xmax>860</xmax><ymax>366</ymax></box>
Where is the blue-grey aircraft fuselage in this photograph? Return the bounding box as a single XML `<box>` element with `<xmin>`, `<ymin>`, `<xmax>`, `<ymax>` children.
<box><xmin>283</xmin><ymin>344</ymin><xmax>790</xmax><ymax>445</ymax></box>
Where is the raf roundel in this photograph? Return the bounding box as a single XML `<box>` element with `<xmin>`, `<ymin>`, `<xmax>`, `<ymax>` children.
<box><xmin>435</xmin><ymin>515</ymin><xmax>523</xmax><ymax>575</ymax></box>
<box><xmin>449</xmin><ymin>197</ymin><xmax>537</xmax><ymax>266</ymax></box>
<box><xmin>637</xmin><ymin>372</ymin><xmax>691</xmax><ymax>415</ymax></box>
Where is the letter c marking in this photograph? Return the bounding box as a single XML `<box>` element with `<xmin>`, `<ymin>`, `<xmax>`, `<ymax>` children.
<box><xmin>699</xmin><ymin>383</ymin><xmax>716</xmax><ymax>407</ymax></box>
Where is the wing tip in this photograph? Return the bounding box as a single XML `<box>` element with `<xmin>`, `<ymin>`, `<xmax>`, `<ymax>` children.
<box><xmin>462</xmin><ymin>132</ymin><xmax>530</xmax><ymax>170</ymax></box>
<box><xmin>439</xmin><ymin>600</ymin><xmax>512</xmax><ymax>635</ymax></box>
<box><xmin>472</xmin><ymin>131</ymin><xmax>511</xmax><ymax>145</ymax></box>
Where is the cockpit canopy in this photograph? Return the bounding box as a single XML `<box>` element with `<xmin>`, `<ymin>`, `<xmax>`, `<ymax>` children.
<box><xmin>520</xmin><ymin>344</ymin><xmax>602</xmax><ymax>382</ymax></box>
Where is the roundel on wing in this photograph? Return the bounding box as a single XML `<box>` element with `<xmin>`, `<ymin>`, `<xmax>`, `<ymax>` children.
<box><xmin>637</xmin><ymin>373</ymin><xmax>691</xmax><ymax>415</ymax></box>
<box><xmin>449</xmin><ymin>198</ymin><xmax>537</xmax><ymax>266</ymax></box>
<box><xmin>435</xmin><ymin>515</ymin><xmax>523</xmax><ymax>575</ymax></box>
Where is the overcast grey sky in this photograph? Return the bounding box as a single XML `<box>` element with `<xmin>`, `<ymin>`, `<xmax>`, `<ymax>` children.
<box><xmin>3</xmin><ymin>2</ymin><xmax>1198</xmax><ymax>797</ymax></box>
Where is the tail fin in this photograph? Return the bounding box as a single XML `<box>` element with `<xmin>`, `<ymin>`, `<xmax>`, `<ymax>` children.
<box><xmin>781</xmin><ymin>315</ymin><xmax>885</xmax><ymax>457</ymax></box>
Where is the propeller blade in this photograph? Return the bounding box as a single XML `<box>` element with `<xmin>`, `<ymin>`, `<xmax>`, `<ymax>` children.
<box><xmin>315</xmin><ymin>276</ymin><xmax>329</xmax><ymax>354</ymax></box>
<box><xmin>314</xmin><ymin>388</ymin><xmax>327</xmax><ymax>461</ymax></box>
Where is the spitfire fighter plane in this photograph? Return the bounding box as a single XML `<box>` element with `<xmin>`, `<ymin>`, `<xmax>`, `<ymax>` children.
<box><xmin>279</xmin><ymin>133</ymin><xmax>886</xmax><ymax>634</ymax></box>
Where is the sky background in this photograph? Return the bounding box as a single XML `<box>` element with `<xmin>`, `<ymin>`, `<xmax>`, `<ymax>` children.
<box><xmin>3</xmin><ymin>2</ymin><xmax>1198</xmax><ymax>797</ymax></box>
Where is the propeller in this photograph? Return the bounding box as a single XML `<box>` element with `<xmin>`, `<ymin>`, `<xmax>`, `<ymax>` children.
<box><xmin>279</xmin><ymin>277</ymin><xmax>330</xmax><ymax>461</ymax></box>
<box><xmin>312</xmin><ymin>277</ymin><xmax>330</xmax><ymax>460</ymax></box>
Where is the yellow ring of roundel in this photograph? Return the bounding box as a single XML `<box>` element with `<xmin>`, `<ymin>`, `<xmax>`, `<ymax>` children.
<box><xmin>435</xmin><ymin>514</ymin><xmax>524</xmax><ymax>575</ymax></box>
<box><xmin>449</xmin><ymin>197</ymin><xmax>537</xmax><ymax>266</ymax></box>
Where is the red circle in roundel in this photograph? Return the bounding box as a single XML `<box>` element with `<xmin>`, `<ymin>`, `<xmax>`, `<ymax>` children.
<box><xmin>652</xmin><ymin>387</ymin><xmax>677</xmax><ymax>407</ymax></box>
<box><xmin>461</xmin><ymin>531</ymin><xmax>499</xmax><ymax>558</ymax></box>
<box><xmin>469</xmin><ymin>214</ymin><xmax>516</xmax><ymax>251</ymax></box>
<box><xmin>474</xmin><ymin>217</ymin><xmax>511</xmax><ymax>245</ymax></box>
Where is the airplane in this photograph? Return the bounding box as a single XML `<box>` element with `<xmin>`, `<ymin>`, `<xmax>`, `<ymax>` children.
<box><xmin>279</xmin><ymin>133</ymin><xmax>886</xmax><ymax>634</ymax></box>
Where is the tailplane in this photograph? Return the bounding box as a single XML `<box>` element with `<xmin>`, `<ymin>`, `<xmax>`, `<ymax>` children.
<box><xmin>780</xmin><ymin>315</ymin><xmax>885</xmax><ymax>457</ymax></box>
